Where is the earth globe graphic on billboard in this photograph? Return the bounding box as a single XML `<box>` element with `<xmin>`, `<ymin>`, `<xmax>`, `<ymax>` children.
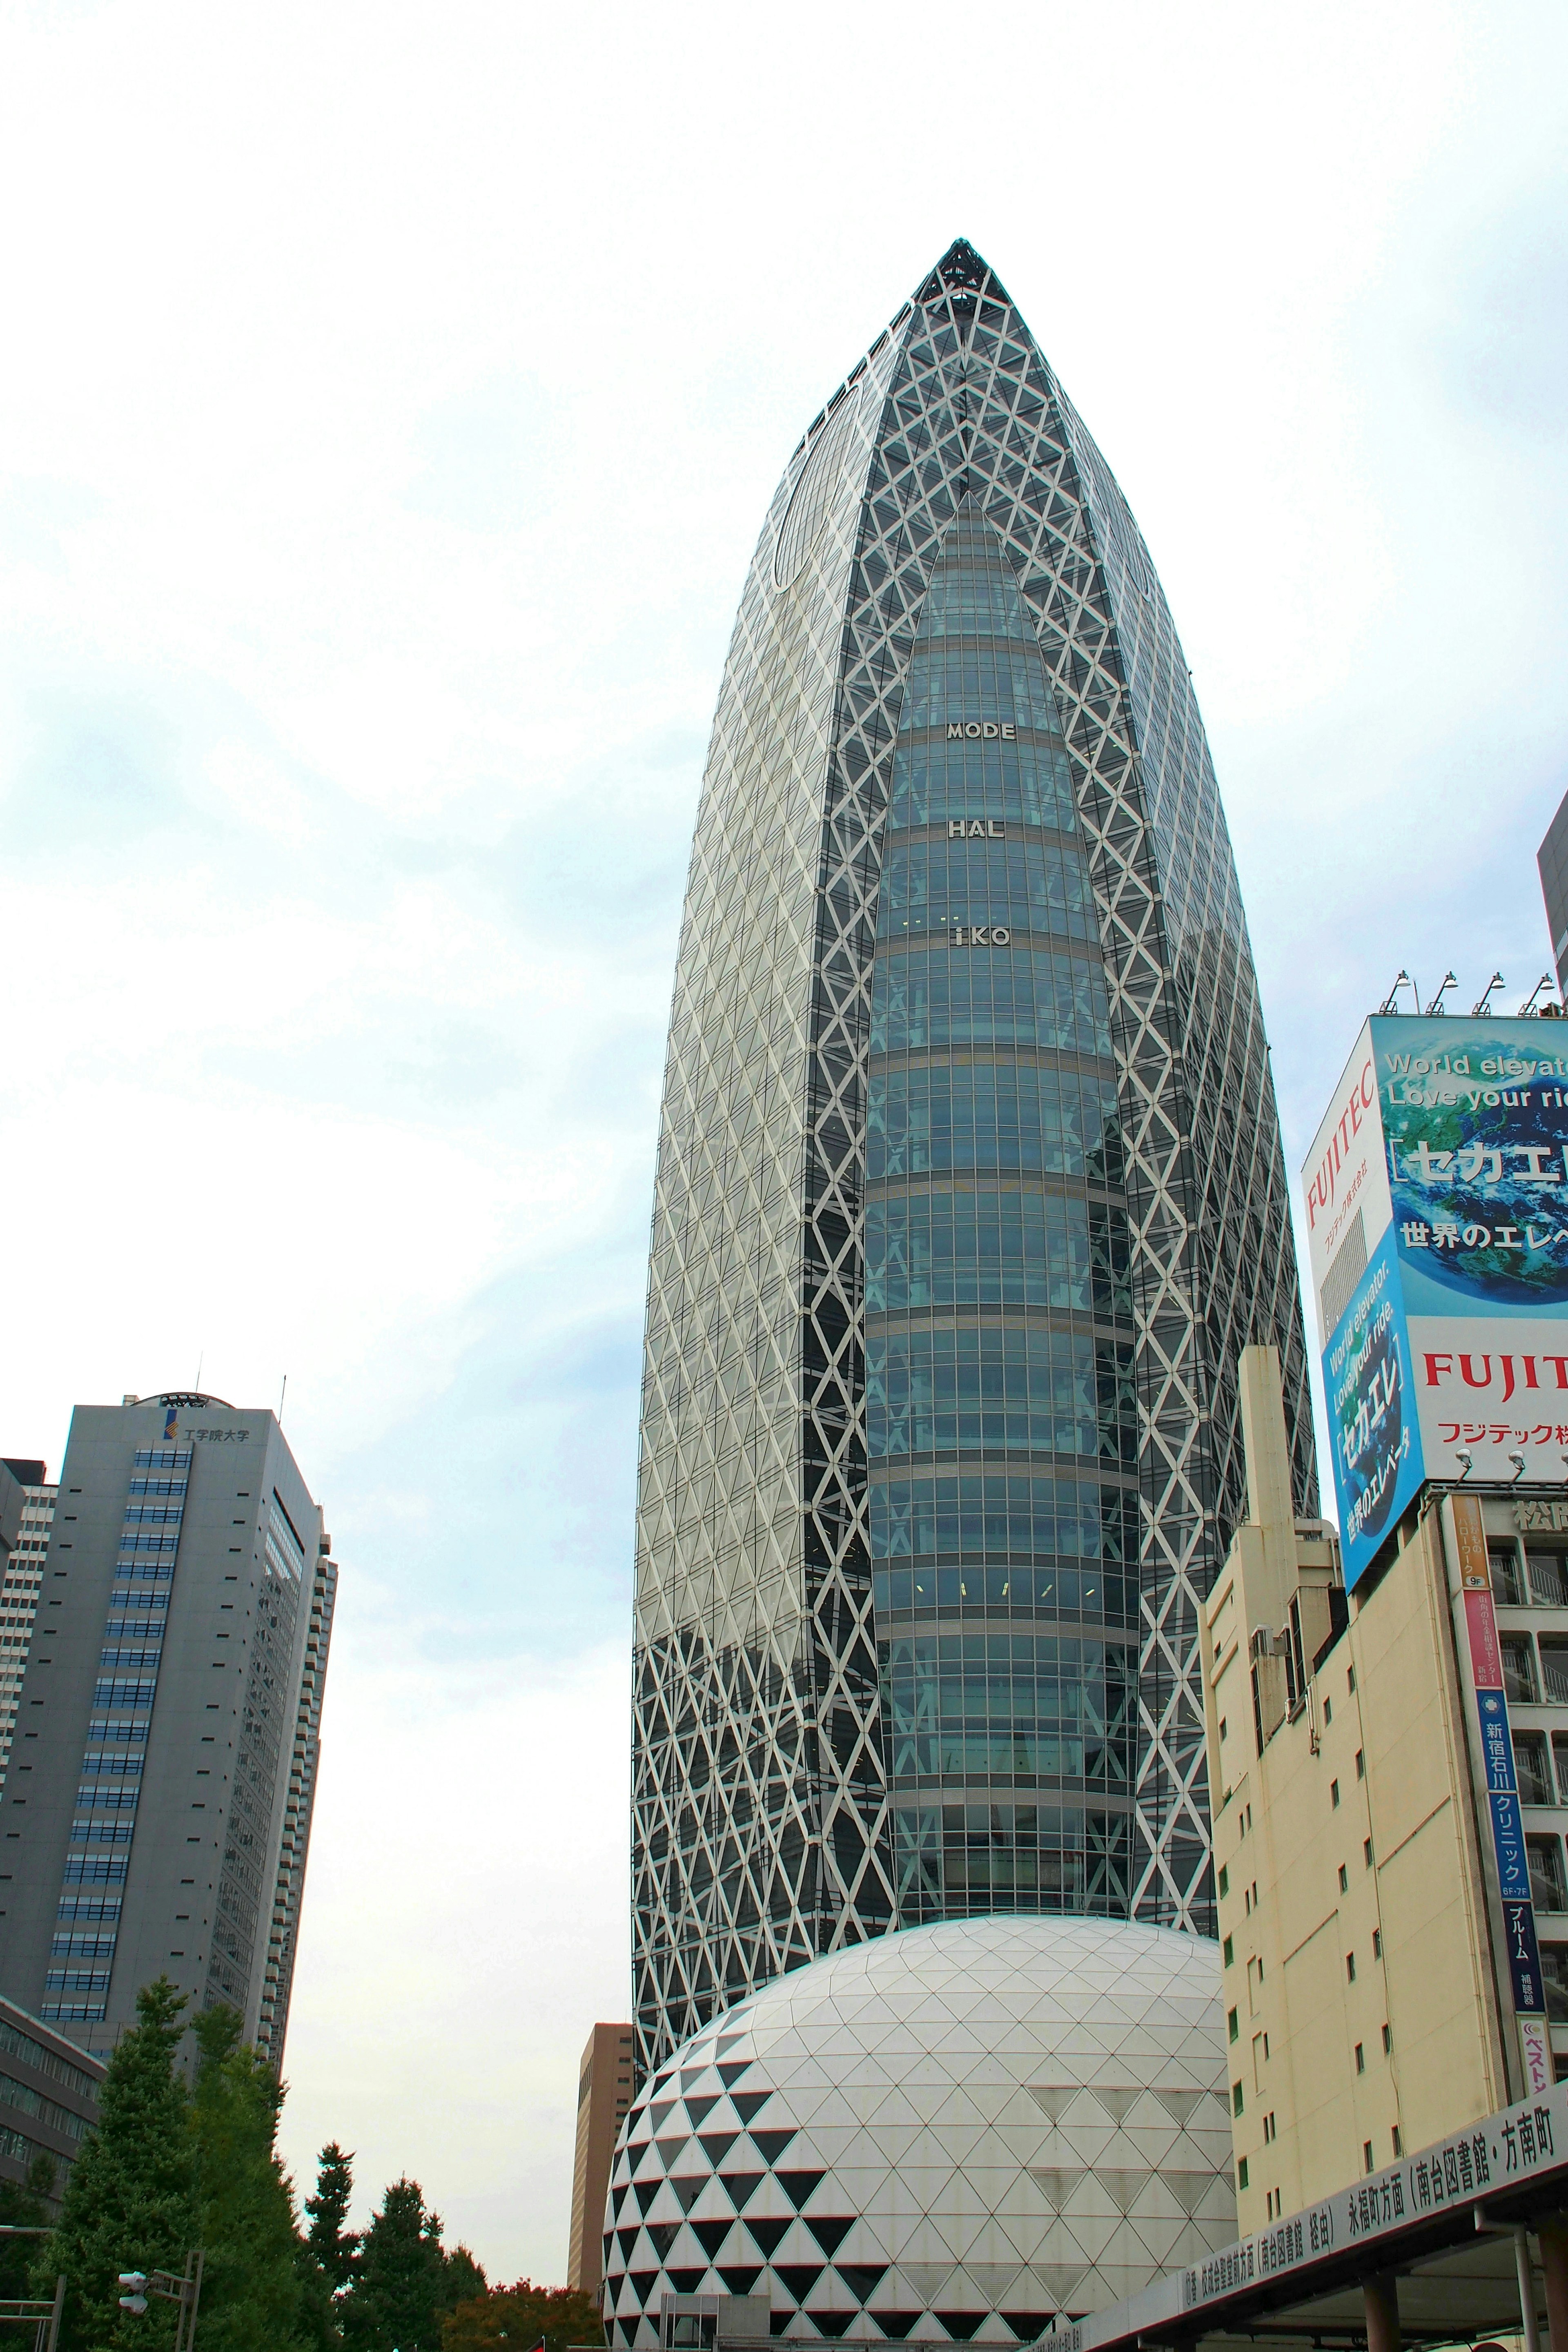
<box><xmin>1305</xmin><ymin>1016</ymin><xmax>1568</xmax><ymax>1586</ymax></box>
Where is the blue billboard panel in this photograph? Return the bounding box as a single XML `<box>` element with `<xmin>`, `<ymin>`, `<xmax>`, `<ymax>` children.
<box><xmin>1324</xmin><ymin>1221</ymin><xmax>1425</xmax><ymax>1589</ymax></box>
<box><xmin>1475</xmin><ymin>1686</ymin><xmax>1519</xmax><ymax>1795</ymax></box>
<box><xmin>1488</xmin><ymin>1787</ymin><xmax>1531</xmax><ymax>1904</ymax></box>
<box><xmin>1379</xmin><ymin>1017</ymin><xmax>1568</xmax><ymax>1322</ymax></box>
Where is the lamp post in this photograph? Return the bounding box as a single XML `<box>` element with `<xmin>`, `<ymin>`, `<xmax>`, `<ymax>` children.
<box><xmin>117</xmin><ymin>2250</ymin><xmax>203</xmax><ymax>2350</ymax></box>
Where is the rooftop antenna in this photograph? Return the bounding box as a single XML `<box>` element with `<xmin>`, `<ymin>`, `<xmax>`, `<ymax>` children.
<box><xmin>278</xmin><ymin>1374</ymin><xmax>287</xmax><ymax>1424</ymax></box>
<box><xmin>1521</xmin><ymin>973</ymin><xmax>1557</xmax><ymax>1017</ymax></box>
<box><xmin>1376</xmin><ymin>971</ymin><xmax>1410</xmax><ymax>1016</ymax></box>
<box><xmin>195</xmin><ymin>1350</ymin><xmax>203</xmax><ymax>1393</ymax></box>
<box><xmin>1423</xmin><ymin>971</ymin><xmax>1458</xmax><ymax>1016</ymax></box>
<box><xmin>1471</xmin><ymin>972</ymin><xmax>1506</xmax><ymax>1017</ymax></box>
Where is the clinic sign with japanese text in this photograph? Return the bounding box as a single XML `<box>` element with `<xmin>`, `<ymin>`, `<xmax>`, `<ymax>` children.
<box><xmin>1304</xmin><ymin>1017</ymin><xmax>1568</xmax><ymax>1586</ymax></box>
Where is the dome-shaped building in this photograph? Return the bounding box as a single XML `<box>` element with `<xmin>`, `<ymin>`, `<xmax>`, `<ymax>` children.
<box><xmin>602</xmin><ymin>1917</ymin><xmax>1236</xmax><ymax>2344</ymax></box>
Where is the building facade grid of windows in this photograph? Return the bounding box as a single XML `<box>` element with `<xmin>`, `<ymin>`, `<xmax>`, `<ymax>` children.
<box><xmin>0</xmin><ymin>1477</ymin><xmax>54</xmax><ymax>1782</ymax></box>
<box><xmin>633</xmin><ymin>239</ymin><xmax>1315</xmax><ymax>2072</ymax></box>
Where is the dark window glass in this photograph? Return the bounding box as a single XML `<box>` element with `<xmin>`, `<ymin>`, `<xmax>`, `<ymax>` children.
<box><xmin>869</xmin><ymin>1470</ymin><xmax>1136</xmax><ymax>1570</ymax></box>
<box><xmin>878</xmin><ymin>837</ymin><xmax>1095</xmax><ymax>944</ymax></box>
<box><xmin>870</xmin><ymin>946</ymin><xmax>1111</xmax><ymax>1057</ymax></box>
<box><xmin>1503</xmin><ymin>1633</ymin><xmax>1539</xmax><ymax>1705</ymax></box>
<box><xmin>904</xmin><ymin>647</ymin><xmax>1064</xmax><ymax>735</ymax></box>
<box><xmin>1517</xmin><ymin>1731</ymin><xmax>1554</xmax><ymax>1806</ymax></box>
<box><xmin>1542</xmin><ymin>1943</ymin><xmax>1568</xmax><ymax>2024</ymax></box>
<box><xmin>868</xmin><ymin>1064</ymin><xmax>1122</xmax><ymax>1184</ymax></box>
<box><xmin>882</xmin><ymin>1630</ymin><xmax>1136</xmax><ymax>1785</ymax></box>
<box><xmin>1541</xmin><ymin>1639</ymin><xmax>1568</xmax><ymax>1706</ymax></box>
<box><xmin>1528</xmin><ymin>1834</ymin><xmax>1568</xmax><ymax>1913</ymax></box>
<box><xmin>890</xmin><ymin>732</ymin><xmax>1077</xmax><ymax>831</ymax></box>
<box><xmin>1530</xmin><ymin>1551</ymin><xmax>1568</xmax><ymax>1609</ymax></box>
<box><xmin>866</xmin><ymin>1191</ymin><xmax>1131</xmax><ymax>1319</ymax></box>
<box><xmin>889</xmin><ymin>1800</ymin><xmax>1131</xmax><ymax>1921</ymax></box>
<box><xmin>1491</xmin><ymin>1547</ymin><xmax>1526</xmax><ymax>1607</ymax></box>
<box><xmin>866</xmin><ymin>1325</ymin><xmax>1136</xmax><ymax>1467</ymax></box>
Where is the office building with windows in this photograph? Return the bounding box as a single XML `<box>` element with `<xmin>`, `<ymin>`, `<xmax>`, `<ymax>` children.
<box><xmin>0</xmin><ymin>1463</ymin><xmax>56</xmax><ymax>1784</ymax></box>
<box><xmin>633</xmin><ymin>238</ymin><xmax>1316</xmax><ymax>2070</ymax></box>
<box><xmin>0</xmin><ymin>1990</ymin><xmax>103</xmax><ymax>2205</ymax></box>
<box><xmin>569</xmin><ymin>2021</ymin><xmax>636</xmax><ymax>2296</ymax></box>
<box><xmin>0</xmin><ymin>1392</ymin><xmax>337</xmax><ymax>2066</ymax></box>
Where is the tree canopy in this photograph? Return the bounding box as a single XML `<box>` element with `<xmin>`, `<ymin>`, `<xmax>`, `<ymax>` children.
<box><xmin>36</xmin><ymin>1976</ymin><xmax>197</xmax><ymax>2349</ymax></box>
<box><xmin>443</xmin><ymin>2278</ymin><xmax>605</xmax><ymax>2352</ymax></box>
<box><xmin>340</xmin><ymin>2176</ymin><xmax>486</xmax><ymax>2352</ymax></box>
<box><xmin>23</xmin><ymin>1978</ymin><xmax>526</xmax><ymax>2352</ymax></box>
<box><xmin>187</xmin><ymin>2003</ymin><xmax>305</xmax><ymax>2352</ymax></box>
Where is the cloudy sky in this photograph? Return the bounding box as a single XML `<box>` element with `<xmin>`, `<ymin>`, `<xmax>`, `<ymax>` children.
<box><xmin>2</xmin><ymin>0</ymin><xmax>1566</xmax><ymax>2285</ymax></box>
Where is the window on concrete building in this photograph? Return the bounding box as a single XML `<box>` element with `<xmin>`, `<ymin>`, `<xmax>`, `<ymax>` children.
<box><xmin>1519</xmin><ymin>1731</ymin><xmax>1555</xmax><ymax>1806</ymax></box>
<box><xmin>1528</xmin><ymin>1835</ymin><xmax>1568</xmax><ymax>1915</ymax></box>
<box><xmin>1503</xmin><ymin>1634</ymin><xmax>1540</xmax><ymax>1705</ymax></box>
<box><xmin>1541</xmin><ymin>1638</ymin><xmax>1568</xmax><ymax>1706</ymax></box>
<box><xmin>1491</xmin><ymin>1546</ymin><xmax>1527</xmax><ymax>1607</ymax></box>
<box><xmin>1529</xmin><ymin>1550</ymin><xmax>1568</xmax><ymax>1610</ymax></box>
<box><xmin>1541</xmin><ymin>1943</ymin><xmax>1568</xmax><ymax>2024</ymax></box>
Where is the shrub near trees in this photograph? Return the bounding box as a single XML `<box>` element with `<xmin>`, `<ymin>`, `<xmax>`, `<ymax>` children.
<box><xmin>31</xmin><ymin>1978</ymin><xmax>496</xmax><ymax>2351</ymax></box>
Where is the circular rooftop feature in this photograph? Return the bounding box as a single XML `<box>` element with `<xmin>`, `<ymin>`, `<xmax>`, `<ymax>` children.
<box><xmin>773</xmin><ymin>393</ymin><xmax>862</xmax><ymax>591</ymax></box>
<box><xmin>603</xmin><ymin>1914</ymin><xmax>1235</xmax><ymax>2343</ymax></box>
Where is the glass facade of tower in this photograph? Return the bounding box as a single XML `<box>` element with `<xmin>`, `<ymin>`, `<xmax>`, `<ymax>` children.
<box><xmin>634</xmin><ymin>241</ymin><xmax>1316</xmax><ymax>2075</ymax></box>
<box><xmin>867</xmin><ymin>510</ymin><xmax>1140</xmax><ymax>1923</ymax></box>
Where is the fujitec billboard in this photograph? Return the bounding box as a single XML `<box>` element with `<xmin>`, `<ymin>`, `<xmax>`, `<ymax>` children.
<box><xmin>1305</xmin><ymin>1016</ymin><xmax>1568</xmax><ymax>1585</ymax></box>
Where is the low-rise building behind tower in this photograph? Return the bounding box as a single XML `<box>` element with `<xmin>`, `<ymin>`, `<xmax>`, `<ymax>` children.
<box><xmin>568</xmin><ymin>2021</ymin><xmax>634</xmax><ymax>2297</ymax></box>
<box><xmin>0</xmin><ymin>1392</ymin><xmax>337</xmax><ymax>2067</ymax></box>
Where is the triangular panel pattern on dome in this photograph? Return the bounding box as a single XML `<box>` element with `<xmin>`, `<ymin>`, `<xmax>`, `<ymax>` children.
<box><xmin>599</xmin><ymin>1916</ymin><xmax>1237</xmax><ymax>2346</ymax></box>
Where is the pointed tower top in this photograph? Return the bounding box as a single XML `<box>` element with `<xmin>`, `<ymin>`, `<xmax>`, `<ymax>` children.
<box><xmin>912</xmin><ymin>238</ymin><xmax>1011</xmax><ymax>339</ymax></box>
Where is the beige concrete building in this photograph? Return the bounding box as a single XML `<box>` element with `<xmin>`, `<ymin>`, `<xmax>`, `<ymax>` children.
<box><xmin>568</xmin><ymin>2020</ymin><xmax>635</xmax><ymax>2296</ymax></box>
<box><xmin>1201</xmin><ymin>1345</ymin><xmax>1568</xmax><ymax>2242</ymax></box>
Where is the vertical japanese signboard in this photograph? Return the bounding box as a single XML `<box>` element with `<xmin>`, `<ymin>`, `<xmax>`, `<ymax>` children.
<box><xmin>1450</xmin><ymin>1496</ymin><xmax>1552</xmax><ymax>2096</ymax></box>
<box><xmin>1304</xmin><ymin>1016</ymin><xmax>1568</xmax><ymax>1587</ymax></box>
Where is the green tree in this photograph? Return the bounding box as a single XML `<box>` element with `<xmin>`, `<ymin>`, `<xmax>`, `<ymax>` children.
<box><xmin>0</xmin><ymin>2152</ymin><xmax>55</xmax><ymax>2300</ymax></box>
<box><xmin>296</xmin><ymin>2142</ymin><xmax>354</xmax><ymax>2349</ymax></box>
<box><xmin>306</xmin><ymin>2143</ymin><xmax>359</xmax><ymax>2291</ymax></box>
<box><xmin>443</xmin><ymin>2242</ymin><xmax>487</xmax><ymax>2311</ymax></box>
<box><xmin>188</xmin><ymin>2003</ymin><xmax>306</xmax><ymax>2352</ymax></box>
<box><xmin>342</xmin><ymin>2179</ymin><xmax>485</xmax><ymax>2352</ymax></box>
<box><xmin>443</xmin><ymin>2279</ymin><xmax>603</xmax><ymax>2351</ymax></box>
<box><xmin>33</xmin><ymin>1976</ymin><xmax>196</xmax><ymax>2352</ymax></box>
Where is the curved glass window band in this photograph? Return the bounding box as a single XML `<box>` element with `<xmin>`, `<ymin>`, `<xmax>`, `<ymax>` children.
<box><xmin>869</xmin><ymin>1063</ymin><xmax>1123</xmax><ymax>1184</ymax></box>
<box><xmin>867</xmin><ymin>1324</ymin><xmax>1136</xmax><ymax>1466</ymax></box>
<box><xmin>878</xmin><ymin>837</ymin><xmax>1096</xmax><ymax>944</ymax></box>
<box><xmin>866</xmin><ymin>1187</ymin><xmax>1131</xmax><ymax>1317</ymax></box>
<box><xmin>891</xmin><ymin>730</ymin><xmax>1078</xmax><ymax>831</ymax></box>
<box><xmin>871</xmin><ymin>944</ymin><xmax>1111</xmax><ymax>1056</ymax></box>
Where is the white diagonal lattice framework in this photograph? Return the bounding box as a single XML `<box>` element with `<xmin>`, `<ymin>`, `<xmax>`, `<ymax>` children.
<box><xmin>633</xmin><ymin>242</ymin><xmax>1316</xmax><ymax>2076</ymax></box>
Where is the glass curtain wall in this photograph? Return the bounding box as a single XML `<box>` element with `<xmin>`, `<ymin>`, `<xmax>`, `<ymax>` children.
<box><xmin>866</xmin><ymin>510</ymin><xmax>1138</xmax><ymax>1920</ymax></box>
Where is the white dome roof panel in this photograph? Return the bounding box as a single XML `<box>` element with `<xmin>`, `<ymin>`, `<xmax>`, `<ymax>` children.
<box><xmin>601</xmin><ymin>1916</ymin><xmax>1235</xmax><ymax>2343</ymax></box>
